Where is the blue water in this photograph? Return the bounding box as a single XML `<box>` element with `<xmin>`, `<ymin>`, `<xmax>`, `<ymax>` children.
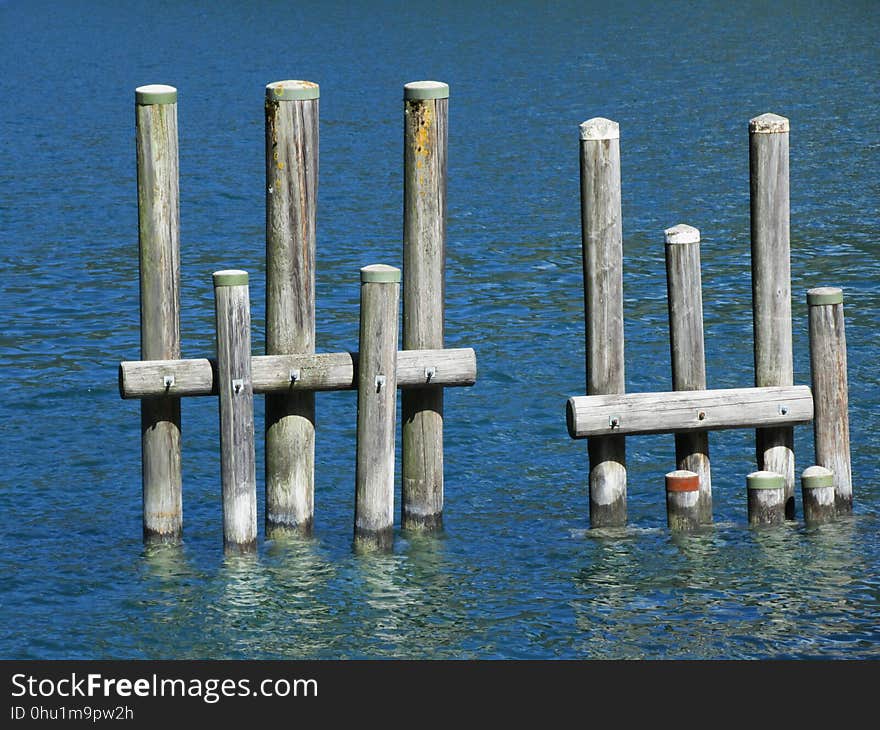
<box><xmin>1</xmin><ymin>0</ymin><xmax>878</xmax><ymax>659</ymax></box>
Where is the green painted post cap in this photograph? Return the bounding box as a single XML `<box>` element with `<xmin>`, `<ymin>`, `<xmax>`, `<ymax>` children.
<box><xmin>404</xmin><ymin>81</ymin><xmax>449</xmax><ymax>100</ymax></box>
<box><xmin>360</xmin><ymin>264</ymin><xmax>401</xmax><ymax>284</ymax></box>
<box><xmin>266</xmin><ymin>80</ymin><xmax>320</xmax><ymax>101</ymax></box>
<box><xmin>807</xmin><ymin>287</ymin><xmax>843</xmax><ymax>306</ymax></box>
<box><xmin>747</xmin><ymin>470</ymin><xmax>785</xmax><ymax>490</ymax></box>
<box><xmin>664</xmin><ymin>224</ymin><xmax>700</xmax><ymax>245</ymax></box>
<box><xmin>213</xmin><ymin>270</ymin><xmax>249</xmax><ymax>287</ymax></box>
<box><xmin>135</xmin><ymin>84</ymin><xmax>178</xmax><ymax>105</ymax></box>
<box><xmin>802</xmin><ymin>465</ymin><xmax>834</xmax><ymax>490</ymax></box>
<box><xmin>749</xmin><ymin>113</ymin><xmax>790</xmax><ymax>134</ymax></box>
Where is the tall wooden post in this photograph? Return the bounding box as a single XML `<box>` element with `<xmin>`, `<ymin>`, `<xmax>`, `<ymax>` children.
<box><xmin>749</xmin><ymin>112</ymin><xmax>795</xmax><ymax>519</ymax></box>
<box><xmin>355</xmin><ymin>266</ymin><xmax>400</xmax><ymax>551</ymax></box>
<box><xmin>214</xmin><ymin>270</ymin><xmax>257</xmax><ymax>552</ymax></box>
<box><xmin>801</xmin><ymin>465</ymin><xmax>836</xmax><ymax>525</ymax></box>
<box><xmin>807</xmin><ymin>287</ymin><xmax>852</xmax><ymax>513</ymax></box>
<box><xmin>580</xmin><ymin>117</ymin><xmax>626</xmax><ymax>527</ymax></box>
<box><xmin>747</xmin><ymin>470</ymin><xmax>785</xmax><ymax>526</ymax></box>
<box><xmin>136</xmin><ymin>84</ymin><xmax>182</xmax><ymax>542</ymax></box>
<box><xmin>664</xmin><ymin>224</ymin><xmax>712</xmax><ymax>523</ymax></box>
<box><xmin>402</xmin><ymin>81</ymin><xmax>448</xmax><ymax>531</ymax></box>
<box><xmin>265</xmin><ymin>80</ymin><xmax>319</xmax><ymax>536</ymax></box>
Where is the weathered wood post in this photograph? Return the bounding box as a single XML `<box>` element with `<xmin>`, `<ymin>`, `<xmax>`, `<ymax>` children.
<box><xmin>354</xmin><ymin>265</ymin><xmax>400</xmax><ymax>551</ymax></box>
<box><xmin>136</xmin><ymin>84</ymin><xmax>182</xmax><ymax>542</ymax></box>
<box><xmin>580</xmin><ymin>117</ymin><xmax>626</xmax><ymax>527</ymax></box>
<box><xmin>664</xmin><ymin>224</ymin><xmax>712</xmax><ymax>523</ymax></box>
<box><xmin>747</xmin><ymin>470</ymin><xmax>785</xmax><ymax>526</ymax></box>
<box><xmin>665</xmin><ymin>470</ymin><xmax>701</xmax><ymax>531</ymax></box>
<box><xmin>801</xmin><ymin>465</ymin><xmax>836</xmax><ymax>525</ymax></box>
<box><xmin>807</xmin><ymin>287</ymin><xmax>852</xmax><ymax>513</ymax></box>
<box><xmin>749</xmin><ymin>113</ymin><xmax>795</xmax><ymax>519</ymax></box>
<box><xmin>213</xmin><ymin>270</ymin><xmax>257</xmax><ymax>552</ymax></box>
<box><xmin>402</xmin><ymin>80</ymin><xmax>448</xmax><ymax>531</ymax></box>
<box><xmin>264</xmin><ymin>80</ymin><xmax>319</xmax><ymax>536</ymax></box>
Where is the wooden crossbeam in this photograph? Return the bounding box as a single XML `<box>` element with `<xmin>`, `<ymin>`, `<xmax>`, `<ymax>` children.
<box><xmin>566</xmin><ymin>385</ymin><xmax>813</xmax><ymax>439</ymax></box>
<box><xmin>119</xmin><ymin>348</ymin><xmax>477</xmax><ymax>399</ymax></box>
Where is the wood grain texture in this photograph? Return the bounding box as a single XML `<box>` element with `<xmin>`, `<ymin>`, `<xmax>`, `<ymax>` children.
<box><xmin>808</xmin><ymin>292</ymin><xmax>852</xmax><ymax>513</ymax></box>
<box><xmin>119</xmin><ymin>348</ymin><xmax>476</xmax><ymax>398</ymax></box>
<box><xmin>136</xmin><ymin>96</ymin><xmax>182</xmax><ymax>541</ymax></box>
<box><xmin>665</xmin><ymin>225</ymin><xmax>712</xmax><ymax>523</ymax></box>
<box><xmin>749</xmin><ymin>115</ymin><xmax>795</xmax><ymax>516</ymax></box>
<box><xmin>265</xmin><ymin>92</ymin><xmax>319</xmax><ymax>534</ymax></box>
<box><xmin>747</xmin><ymin>471</ymin><xmax>785</xmax><ymax>526</ymax></box>
<box><xmin>354</xmin><ymin>268</ymin><xmax>399</xmax><ymax>551</ymax></box>
<box><xmin>214</xmin><ymin>274</ymin><xmax>257</xmax><ymax>551</ymax></box>
<box><xmin>801</xmin><ymin>466</ymin><xmax>836</xmax><ymax>525</ymax></box>
<box><xmin>579</xmin><ymin>120</ymin><xmax>626</xmax><ymax>526</ymax></box>
<box><xmin>567</xmin><ymin>386</ymin><xmax>813</xmax><ymax>438</ymax></box>
<box><xmin>402</xmin><ymin>94</ymin><xmax>447</xmax><ymax>530</ymax></box>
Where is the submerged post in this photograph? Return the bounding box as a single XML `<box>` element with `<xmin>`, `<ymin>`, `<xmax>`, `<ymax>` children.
<box><xmin>580</xmin><ymin>117</ymin><xmax>626</xmax><ymax>527</ymax></box>
<box><xmin>801</xmin><ymin>465</ymin><xmax>836</xmax><ymax>525</ymax></box>
<box><xmin>747</xmin><ymin>470</ymin><xmax>785</xmax><ymax>526</ymax></box>
<box><xmin>354</xmin><ymin>265</ymin><xmax>400</xmax><ymax>551</ymax></box>
<box><xmin>665</xmin><ymin>470</ymin><xmax>701</xmax><ymax>531</ymax></box>
<box><xmin>807</xmin><ymin>287</ymin><xmax>852</xmax><ymax>513</ymax></box>
<box><xmin>264</xmin><ymin>80</ymin><xmax>319</xmax><ymax>536</ymax></box>
<box><xmin>136</xmin><ymin>84</ymin><xmax>182</xmax><ymax>542</ymax></box>
<box><xmin>749</xmin><ymin>113</ymin><xmax>795</xmax><ymax>518</ymax></box>
<box><xmin>664</xmin><ymin>224</ymin><xmax>712</xmax><ymax>523</ymax></box>
<box><xmin>214</xmin><ymin>270</ymin><xmax>257</xmax><ymax>552</ymax></box>
<box><xmin>402</xmin><ymin>80</ymin><xmax>448</xmax><ymax>531</ymax></box>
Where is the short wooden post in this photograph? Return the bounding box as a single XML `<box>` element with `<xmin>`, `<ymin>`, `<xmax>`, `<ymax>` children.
<box><xmin>354</xmin><ymin>265</ymin><xmax>400</xmax><ymax>551</ymax></box>
<box><xmin>749</xmin><ymin>113</ymin><xmax>795</xmax><ymax>519</ymax></box>
<box><xmin>580</xmin><ymin>117</ymin><xmax>626</xmax><ymax>527</ymax></box>
<box><xmin>213</xmin><ymin>270</ymin><xmax>257</xmax><ymax>552</ymax></box>
<box><xmin>801</xmin><ymin>465</ymin><xmax>836</xmax><ymax>525</ymax></box>
<box><xmin>264</xmin><ymin>80</ymin><xmax>319</xmax><ymax>536</ymax></box>
<box><xmin>665</xmin><ymin>470</ymin><xmax>701</xmax><ymax>531</ymax></box>
<box><xmin>136</xmin><ymin>84</ymin><xmax>182</xmax><ymax>542</ymax></box>
<box><xmin>747</xmin><ymin>470</ymin><xmax>785</xmax><ymax>526</ymax></box>
<box><xmin>807</xmin><ymin>287</ymin><xmax>852</xmax><ymax>513</ymax></box>
<box><xmin>664</xmin><ymin>224</ymin><xmax>712</xmax><ymax>523</ymax></box>
<box><xmin>402</xmin><ymin>81</ymin><xmax>448</xmax><ymax>531</ymax></box>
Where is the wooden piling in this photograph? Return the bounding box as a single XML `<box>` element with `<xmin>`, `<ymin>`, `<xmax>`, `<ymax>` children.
<box><xmin>136</xmin><ymin>84</ymin><xmax>182</xmax><ymax>542</ymax></box>
<box><xmin>354</xmin><ymin>265</ymin><xmax>400</xmax><ymax>551</ymax></box>
<box><xmin>402</xmin><ymin>81</ymin><xmax>448</xmax><ymax>531</ymax></box>
<box><xmin>213</xmin><ymin>270</ymin><xmax>257</xmax><ymax>552</ymax></box>
<box><xmin>580</xmin><ymin>117</ymin><xmax>626</xmax><ymax>527</ymax></box>
<box><xmin>747</xmin><ymin>470</ymin><xmax>785</xmax><ymax>526</ymax></box>
<box><xmin>664</xmin><ymin>224</ymin><xmax>712</xmax><ymax>523</ymax></box>
<box><xmin>665</xmin><ymin>470</ymin><xmax>701</xmax><ymax>531</ymax></box>
<box><xmin>807</xmin><ymin>287</ymin><xmax>852</xmax><ymax>513</ymax></box>
<box><xmin>801</xmin><ymin>465</ymin><xmax>836</xmax><ymax>525</ymax></box>
<box><xmin>749</xmin><ymin>113</ymin><xmax>795</xmax><ymax>518</ymax></box>
<box><xmin>264</xmin><ymin>80</ymin><xmax>319</xmax><ymax>536</ymax></box>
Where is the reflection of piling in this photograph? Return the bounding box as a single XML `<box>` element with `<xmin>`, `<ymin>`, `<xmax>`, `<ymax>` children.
<box><xmin>801</xmin><ymin>465</ymin><xmax>836</xmax><ymax>525</ymax></box>
<box><xmin>136</xmin><ymin>84</ymin><xmax>182</xmax><ymax>542</ymax></box>
<box><xmin>579</xmin><ymin>117</ymin><xmax>626</xmax><ymax>527</ymax></box>
<box><xmin>749</xmin><ymin>113</ymin><xmax>795</xmax><ymax>518</ymax></box>
<box><xmin>665</xmin><ymin>470</ymin><xmax>701</xmax><ymax>531</ymax></box>
<box><xmin>214</xmin><ymin>270</ymin><xmax>257</xmax><ymax>552</ymax></box>
<box><xmin>807</xmin><ymin>287</ymin><xmax>852</xmax><ymax>514</ymax></box>
<box><xmin>265</xmin><ymin>80</ymin><xmax>319</xmax><ymax>537</ymax></box>
<box><xmin>354</xmin><ymin>266</ymin><xmax>400</xmax><ymax>552</ymax></box>
<box><xmin>747</xmin><ymin>470</ymin><xmax>785</xmax><ymax>526</ymax></box>
<box><xmin>665</xmin><ymin>224</ymin><xmax>712</xmax><ymax>523</ymax></box>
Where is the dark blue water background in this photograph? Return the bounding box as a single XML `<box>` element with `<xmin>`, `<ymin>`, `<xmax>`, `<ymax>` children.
<box><xmin>1</xmin><ymin>0</ymin><xmax>878</xmax><ymax>658</ymax></box>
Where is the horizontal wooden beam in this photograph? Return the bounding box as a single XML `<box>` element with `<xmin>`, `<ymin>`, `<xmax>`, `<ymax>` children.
<box><xmin>119</xmin><ymin>348</ymin><xmax>476</xmax><ymax>399</ymax></box>
<box><xmin>566</xmin><ymin>385</ymin><xmax>813</xmax><ymax>439</ymax></box>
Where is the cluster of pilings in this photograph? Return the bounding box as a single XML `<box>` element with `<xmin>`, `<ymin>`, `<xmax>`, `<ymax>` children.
<box><xmin>566</xmin><ymin>114</ymin><xmax>852</xmax><ymax>530</ymax></box>
<box><xmin>120</xmin><ymin>81</ymin><xmax>476</xmax><ymax>552</ymax></box>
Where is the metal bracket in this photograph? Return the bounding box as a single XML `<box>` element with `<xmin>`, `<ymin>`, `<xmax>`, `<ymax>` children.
<box><xmin>375</xmin><ymin>374</ymin><xmax>386</xmax><ymax>392</ymax></box>
<box><xmin>290</xmin><ymin>369</ymin><xmax>301</xmax><ymax>385</ymax></box>
<box><xmin>163</xmin><ymin>375</ymin><xmax>175</xmax><ymax>390</ymax></box>
<box><xmin>232</xmin><ymin>379</ymin><xmax>244</xmax><ymax>394</ymax></box>
<box><xmin>425</xmin><ymin>366</ymin><xmax>436</xmax><ymax>382</ymax></box>
<box><xmin>778</xmin><ymin>405</ymin><xmax>789</xmax><ymax>416</ymax></box>
<box><xmin>609</xmin><ymin>415</ymin><xmax>620</xmax><ymax>429</ymax></box>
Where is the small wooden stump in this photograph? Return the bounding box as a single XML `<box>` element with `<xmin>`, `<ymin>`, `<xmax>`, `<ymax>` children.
<box><xmin>801</xmin><ymin>465</ymin><xmax>836</xmax><ymax>525</ymax></box>
<box><xmin>665</xmin><ymin>470</ymin><xmax>701</xmax><ymax>531</ymax></box>
<box><xmin>747</xmin><ymin>470</ymin><xmax>785</xmax><ymax>526</ymax></box>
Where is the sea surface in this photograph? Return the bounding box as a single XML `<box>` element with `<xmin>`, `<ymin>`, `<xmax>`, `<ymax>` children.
<box><xmin>1</xmin><ymin>0</ymin><xmax>878</xmax><ymax>659</ymax></box>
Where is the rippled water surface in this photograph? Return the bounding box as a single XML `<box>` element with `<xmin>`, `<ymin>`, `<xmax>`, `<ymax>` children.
<box><xmin>1</xmin><ymin>0</ymin><xmax>878</xmax><ymax>659</ymax></box>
